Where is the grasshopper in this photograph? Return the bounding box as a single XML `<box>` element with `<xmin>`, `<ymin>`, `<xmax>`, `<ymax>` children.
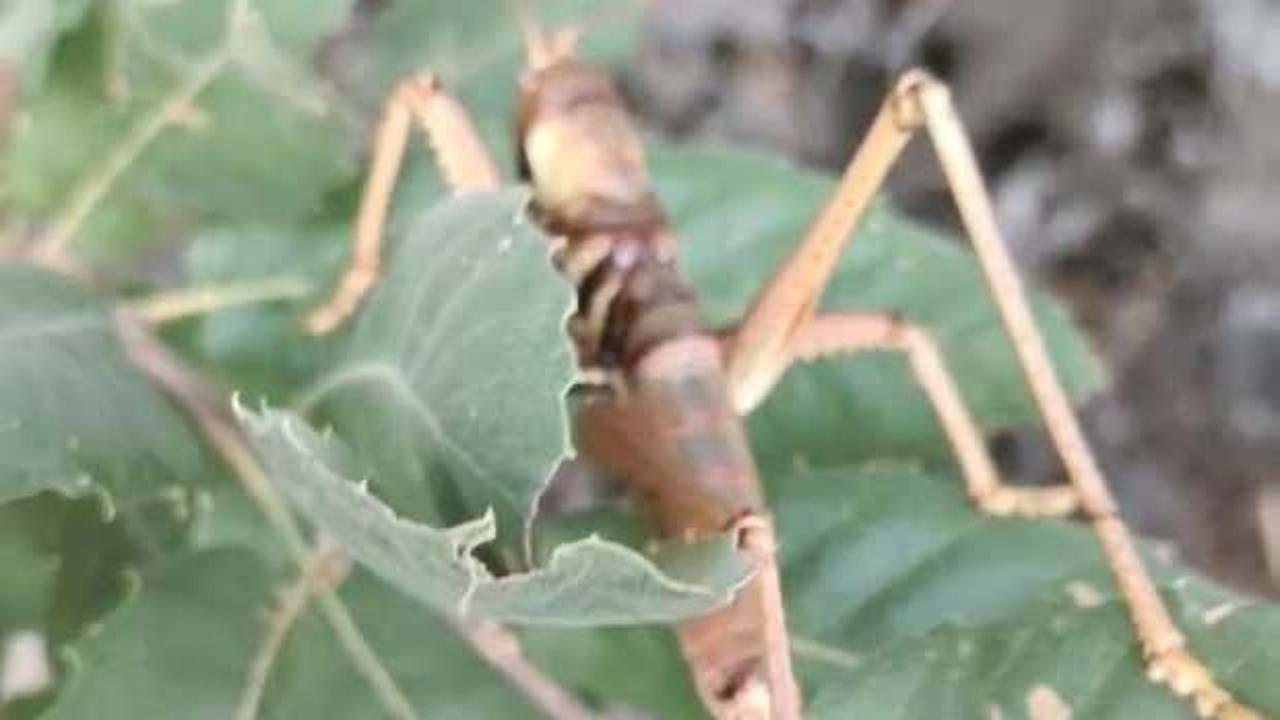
<box><xmin>305</xmin><ymin>18</ymin><xmax>1259</xmax><ymax>720</ymax></box>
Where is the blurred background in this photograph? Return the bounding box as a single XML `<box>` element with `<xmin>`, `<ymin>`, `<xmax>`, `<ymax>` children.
<box><xmin>624</xmin><ymin>0</ymin><xmax>1280</xmax><ymax>597</ymax></box>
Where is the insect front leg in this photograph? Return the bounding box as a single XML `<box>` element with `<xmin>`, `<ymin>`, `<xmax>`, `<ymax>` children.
<box><xmin>305</xmin><ymin>75</ymin><xmax>502</xmax><ymax>334</ymax></box>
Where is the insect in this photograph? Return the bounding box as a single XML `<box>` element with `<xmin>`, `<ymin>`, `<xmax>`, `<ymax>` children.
<box><xmin>305</xmin><ymin>18</ymin><xmax>1260</xmax><ymax>720</ymax></box>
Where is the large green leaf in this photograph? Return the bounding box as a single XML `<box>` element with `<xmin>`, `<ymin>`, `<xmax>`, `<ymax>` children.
<box><xmin>43</xmin><ymin>548</ymin><xmax>546</xmax><ymax>720</ymax></box>
<box><xmin>0</xmin><ymin>492</ymin><xmax>200</xmax><ymax>719</ymax></box>
<box><xmin>0</xmin><ymin>265</ymin><xmax>205</xmax><ymax>505</ymax></box>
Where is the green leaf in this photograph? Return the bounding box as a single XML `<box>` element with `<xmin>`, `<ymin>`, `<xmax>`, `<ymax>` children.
<box><xmin>0</xmin><ymin>265</ymin><xmax>205</xmax><ymax>506</ymax></box>
<box><xmin>239</xmin><ymin>404</ymin><xmax>749</xmax><ymax>626</ymax></box>
<box><xmin>654</xmin><ymin>146</ymin><xmax>1103</xmax><ymax>472</ymax></box>
<box><xmin>534</xmin><ymin>466</ymin><xmax>1280</xmax><ymax>717</ymax></box>
<box><xmin>0</xmin><ymin>490</ymin><xmax>199</xmax><ymax>720</ymax></box>
<box><xmin>785</xmin><ymin>466</ymin><xmax>1280</xmax><ymax>717</ymax></box>
<box><xmin>298</xmin><ymin>191</ymin><xmax>571</xmax><ymax>546</ymax></box>
<box><xmin>521</xmin><ymin>624</ymin><xmax>703</xmax><ymax>719</ymax></box>
<box><xmin>43</xmin><ymin>548</ymin><xmax>546</xmax><ymax>719</ymax></box>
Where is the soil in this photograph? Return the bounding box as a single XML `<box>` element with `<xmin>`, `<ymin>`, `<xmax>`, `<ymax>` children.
<box><xmin>627</xmin><ymin>0</ymin><xmax>1280</xmax><ymax>597</ymax></box>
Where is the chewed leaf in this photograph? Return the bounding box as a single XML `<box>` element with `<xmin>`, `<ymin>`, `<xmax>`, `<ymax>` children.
<box><xmin>476</xmin><ymin>534</ymin><xmax>749</xmax><ymax>625</ymax></box>
<box><xmin>299</xmin><ymin>190</ymin><xmax>575</xmax><ymax>551</ymax></box>
<box><xmin>239</xmin><ymin>405</ymin><xmax>751</xmax><ymax>626</ymax></box>
<box><xmin>0</xmin><ymin>266</ymin><xmax>206</xmax><ymax>505</ymax></box>
<box><xmin>240</xmin><ymin>403</ymin><xmax>495</xmax><ymax>607</ymax></box>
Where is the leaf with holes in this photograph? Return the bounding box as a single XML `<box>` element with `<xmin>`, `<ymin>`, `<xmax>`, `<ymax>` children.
<box><xmin>239</xmin><ymin>405</ymin><xmax>750</xmax><ymax>626</ymax></box>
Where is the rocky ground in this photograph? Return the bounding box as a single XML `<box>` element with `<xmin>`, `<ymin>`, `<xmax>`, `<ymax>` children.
<box><xmin>628</xmin><ymin>0</ymin><xmax>1280</xmax><ymax>596</ymax></box>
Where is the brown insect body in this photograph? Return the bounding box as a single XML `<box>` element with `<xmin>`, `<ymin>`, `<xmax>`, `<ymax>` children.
<box><xmin>518</xmin><ymin>59</ymin><xmax>799</xmax><ymax>718</ymax></box>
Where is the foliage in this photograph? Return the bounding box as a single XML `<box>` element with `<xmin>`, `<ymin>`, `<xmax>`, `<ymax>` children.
<box><xmin>1</xmin><ymin>1</ymin><xmax>1277</xmax><ymax>718</ymax></box>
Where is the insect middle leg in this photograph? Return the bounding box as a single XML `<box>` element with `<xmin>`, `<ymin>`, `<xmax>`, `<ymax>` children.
<box><xmin>306</xmin><ymin>74</ymin><xmax>501</xmax><ymax>334</ymax></box>
<box><xmin>723</xmin><ymin>70</ymin><xmax>1257</xmax><ymax>719</ymax></box>
<box><xmin>782</xmin><ymin>311</ymin><xmax>1077</xmax><ymax>517</ymax></box>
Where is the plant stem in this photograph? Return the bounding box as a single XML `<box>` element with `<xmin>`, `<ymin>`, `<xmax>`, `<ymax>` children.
<box><xmin>131</xmin><ymin>276</ymin><xmax>312</xmax><ymax>325</ymax></box>
<box><xmin>236</xmin><ymin>541</ymin><xmax>346</xmax><ymax>720</ymax></box>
